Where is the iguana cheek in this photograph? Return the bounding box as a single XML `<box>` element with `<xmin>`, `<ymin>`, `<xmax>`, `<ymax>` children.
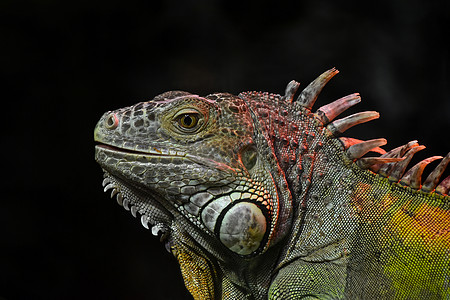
<box><xmin>218</xmin><ymin>202</ymin><xmax>267</xmax><ymax>256</ymax></box>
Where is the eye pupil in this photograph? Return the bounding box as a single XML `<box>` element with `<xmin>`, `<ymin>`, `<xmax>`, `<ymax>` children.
<box><xmin>183</xmin><ymin>115</ymin><xmax>193</xmax><ymax>126</ymax></box>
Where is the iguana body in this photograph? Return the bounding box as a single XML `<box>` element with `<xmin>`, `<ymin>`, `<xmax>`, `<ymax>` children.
<box><xmin>94</xmin><ymin>69</ymin><xmax>450</xmax><ymax>299</ymax></box>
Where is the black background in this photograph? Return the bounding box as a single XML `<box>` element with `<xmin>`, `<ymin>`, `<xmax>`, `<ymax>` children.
<box><xmin>1</xmin><ymin>0</ymin><xmax>449</xmax><ymax>299</ymax></box>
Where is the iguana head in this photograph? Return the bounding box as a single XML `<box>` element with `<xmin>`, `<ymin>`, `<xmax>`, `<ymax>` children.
<box><xmin>94</xmin><ymin>91</ymin><xmax>293</xmax><ymax>259</ymax></box>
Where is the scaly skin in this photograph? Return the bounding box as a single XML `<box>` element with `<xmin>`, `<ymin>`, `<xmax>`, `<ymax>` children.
<box><xmin>94</xmin><ymin>69</ymin><xmax>450</xmax><ymax>299</ymax></box>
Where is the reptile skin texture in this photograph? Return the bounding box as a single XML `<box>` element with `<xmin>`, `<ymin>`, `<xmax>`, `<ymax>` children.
<box><xmin>94</xmin><ymin>69</ymin><xmax>450</xmax><ymax>299</ymax></box>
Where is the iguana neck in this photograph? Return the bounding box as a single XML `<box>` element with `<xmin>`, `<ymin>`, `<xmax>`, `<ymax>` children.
<box><xmin>240</xmin><ymin>93</ymin><xmax>360</xmax><ymax>270</ymax></box>
<box><xmin>276</xmin><ymin>120</ymin><xmax>360</xmax><ymax>265</ymax></box>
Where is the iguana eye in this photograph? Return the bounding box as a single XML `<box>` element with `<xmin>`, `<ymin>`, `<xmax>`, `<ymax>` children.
<box><xmin>173</xmin><ymin>109</ymin><xmax>204</xmax><ymax>133</ymax></box>
<box><xmin>178</xmin><ymin>113</ymin><xmax>199</xmax><ymax>128</ymax></box>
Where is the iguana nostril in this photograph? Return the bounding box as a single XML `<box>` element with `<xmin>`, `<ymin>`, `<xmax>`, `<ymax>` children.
<box><xmin>105</xmin><ymin>113</ymin><xmax>119</xmax><ymax>130</ymax></box>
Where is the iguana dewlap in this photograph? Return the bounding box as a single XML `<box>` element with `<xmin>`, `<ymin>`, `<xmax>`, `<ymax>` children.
<box><xmin>94</xmin><ymin>69</ymin><xmax>450</xmax><ymax>299</ymax></box>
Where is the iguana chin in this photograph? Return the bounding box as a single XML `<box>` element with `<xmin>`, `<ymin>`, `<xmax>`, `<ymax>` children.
<box><xmin>94</xmin><ymin>68</ymin><xmax>450</xmax><ymax>299</ymax></box>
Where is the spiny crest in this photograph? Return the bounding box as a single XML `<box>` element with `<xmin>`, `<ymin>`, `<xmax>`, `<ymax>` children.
<box><xmin>284</xmin><ymin>68</ymin><xmax>450</xmax><ymax>196</ymax></box>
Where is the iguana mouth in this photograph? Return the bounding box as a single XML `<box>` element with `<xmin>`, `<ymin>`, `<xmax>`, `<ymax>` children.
<box><xmin>95</xmin><ymin>143</ymin><xmax>182</xmax><ymax>157</ymax></box>
<box><xmin>96</xmin><ymin>143</ymin><xmax>236</xmax><ymax>174</ymax></box>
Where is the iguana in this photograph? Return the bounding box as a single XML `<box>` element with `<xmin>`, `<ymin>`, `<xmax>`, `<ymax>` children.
<box><xmin>94</xmin><ymin>68</ymin><xmax>450</xmax><ymax>299</ymax></box>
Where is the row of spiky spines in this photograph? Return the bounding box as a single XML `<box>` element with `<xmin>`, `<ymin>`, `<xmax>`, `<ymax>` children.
<box><xmin>282</xmin><ymin>68</ymin><xmax>450</xmax><ymax>196</ymax></box>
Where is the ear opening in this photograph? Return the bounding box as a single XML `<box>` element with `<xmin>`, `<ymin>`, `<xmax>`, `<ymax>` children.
<box><xmin>240</xmin><ymin>144</ymin><xmax>258</xmax><ymax>172</ymax></box>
